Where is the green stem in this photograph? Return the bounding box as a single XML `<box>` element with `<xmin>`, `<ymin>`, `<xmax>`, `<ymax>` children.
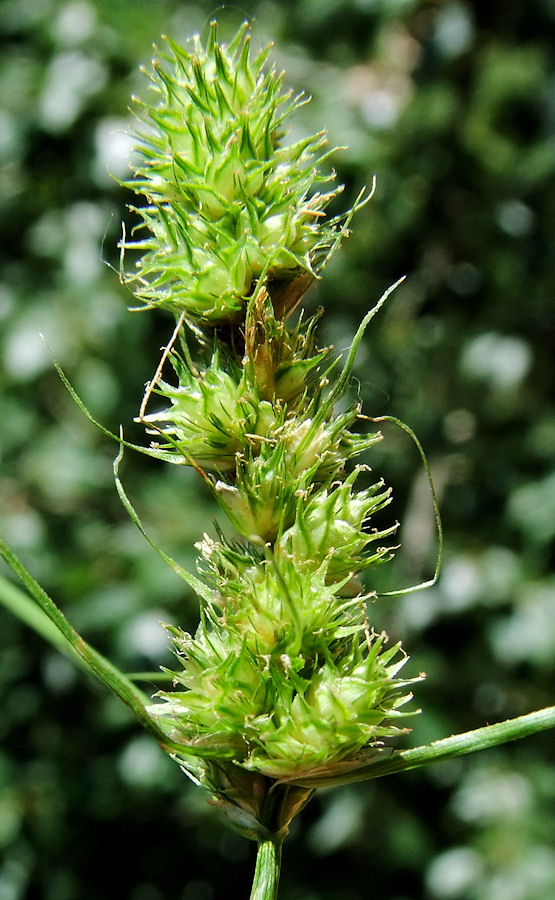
<box><xmin>0</xmin><ymin>573</ymin><xmax>84</xmax><ymax>668</ymax></box>
<box><xmin>289</xmin><ymin>706</ymin><xmax>555</xmax><ymax>788</ymax></box>
<box><xmin>0</xmin><ymin>540</ymin><xmax>184</xmax><ymax>755</ymax></box>
<box><xmin>250</xmin><ymin>837</ymin><xmax>282</xmax><ymax>900</ymax></box>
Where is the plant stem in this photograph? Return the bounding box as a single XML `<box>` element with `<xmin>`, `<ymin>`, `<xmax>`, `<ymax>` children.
<box><xmin>0</xmin><ymin>573</ymin><xmax>84</xmax><ymax>667</ymax></box>
<box><xmin>0</xmin><ymin>540</ymin><xmax>185</xmax><ymax>755</ymax></box>
<box><xmin>250</xmin><ymin>837</ymin><xmax>283</xmax><ymax>900</ymax></box>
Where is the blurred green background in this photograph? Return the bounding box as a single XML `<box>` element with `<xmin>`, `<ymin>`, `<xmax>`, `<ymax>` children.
<box><xmin>1</xmin><ymin>1</ymin><xmax>554</xmax><ymax>898</ymax></box>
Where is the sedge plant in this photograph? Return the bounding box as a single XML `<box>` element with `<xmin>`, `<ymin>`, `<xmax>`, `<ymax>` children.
<box><xmin>1</xmin><ymin>20</ymin><xmax>554</xmax><ymax>899</ymax></box>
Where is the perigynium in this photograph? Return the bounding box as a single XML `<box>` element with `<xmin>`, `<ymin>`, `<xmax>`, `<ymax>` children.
<box><xmin>120</xmin><ymin>20</ymin><xmax>422</xmax><ymax>839</ymax></box>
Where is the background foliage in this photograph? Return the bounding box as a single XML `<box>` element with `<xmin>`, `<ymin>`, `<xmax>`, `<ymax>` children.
<box><xmin>1</xmin><ymin>1</ymin><xmax>553</xmax><ymax>898</ymax></box>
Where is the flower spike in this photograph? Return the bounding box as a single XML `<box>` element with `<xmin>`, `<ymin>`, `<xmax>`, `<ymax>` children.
<box><xmin>120</xmin><ymin>22</ymin><xmax>363</xmax><ymax>323</ymax></box>
<box><xmin>117</xmin><ymin>20</ymin><xmax>427</xmax><ymax>833</ymax></box>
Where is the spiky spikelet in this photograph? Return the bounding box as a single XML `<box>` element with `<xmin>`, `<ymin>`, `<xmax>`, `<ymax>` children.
<box><xmin>139</xmin><ymin>346</ymin><xmax>259</xmax><ymax>471</ymax></box>
<box><xmin>243</xmin><ymin>633</ymin><xmax>419</xmax><ymax>779</ymax></box>
<box><xmin>121</xmin><ymin>21</ymin><xmax>360</xmax><ymax>323</ymax></box>
<box><xmin>137</xmin><ymin>293</ymin><xmax>335</xmax><ymax>473</ymax></box>
<box><xmin>146</xmin><ymin>440</ymin><xmax>417</xmax><ymax>784</ymax></box>
<box><xmin>277</xmin><ymin>466</ymin><xmax>399</xmax><ymax>584</ymax></box>
<box><xmin>148</xmin><ymin>552</ymin><xmax>420</xmax><ymax>780</ymax></box>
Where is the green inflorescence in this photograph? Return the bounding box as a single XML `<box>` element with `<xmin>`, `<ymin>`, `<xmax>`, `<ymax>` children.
<box><xmin>123</xmin><ymin>20</ymin><xmax>422</xmax><ymax>827</ymax></box>
<box><xmin>121</xmin><ymin>21</ymin><xmax>356</xmax><ymax>323</ymax></box>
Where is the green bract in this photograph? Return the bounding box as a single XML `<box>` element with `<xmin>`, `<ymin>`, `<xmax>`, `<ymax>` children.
<box><xmin>121</xmin><ymin>21</ymin><xmax>357</xmax><ymax>323</ymax></box>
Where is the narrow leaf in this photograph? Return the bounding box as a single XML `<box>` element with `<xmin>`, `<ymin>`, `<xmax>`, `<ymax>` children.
<box><xmin>0</xmin><ymin>537</ymin><xmax>184</xmax><ymax>753</ymax></box>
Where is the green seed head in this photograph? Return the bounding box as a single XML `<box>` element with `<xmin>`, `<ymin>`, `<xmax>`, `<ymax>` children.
<box><xmin>150</xmin><ymin>607</ymin><xmax>421</xmax><ymax>780</ymax></box>
<box><xmin>118</xmin><ymin>21</ymin><xmax>427</xmax><ymax>812</ymax></box>
<box><xmin>243</xmin><ymin>634</ymin><xmax>420</xmax><ymax>778</ymax></box>
<box><xmin>138</xmin><ymin>346</ymin><xmax>259</xmax><ymax>470</ymax></box>
<box><xmin>277</xmin><ymin>466</ymin><xmax>398</xmax><ymax>584</ymax></box>
<box><xmin>121</xmin><ymin>21</ymin><xmax>356</xmax><ymax>323</ymax></box>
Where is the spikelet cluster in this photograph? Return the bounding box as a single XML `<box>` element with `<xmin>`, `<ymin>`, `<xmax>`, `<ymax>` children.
<box><xmin>121</xmin><ymin>22</ymin><xmax>351</xmax><ymax>322</ymax></box>
<box><xmin>123</xmin><ymin>21</ymin><xmax>421</xmax><ymax>819</ymax></box>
